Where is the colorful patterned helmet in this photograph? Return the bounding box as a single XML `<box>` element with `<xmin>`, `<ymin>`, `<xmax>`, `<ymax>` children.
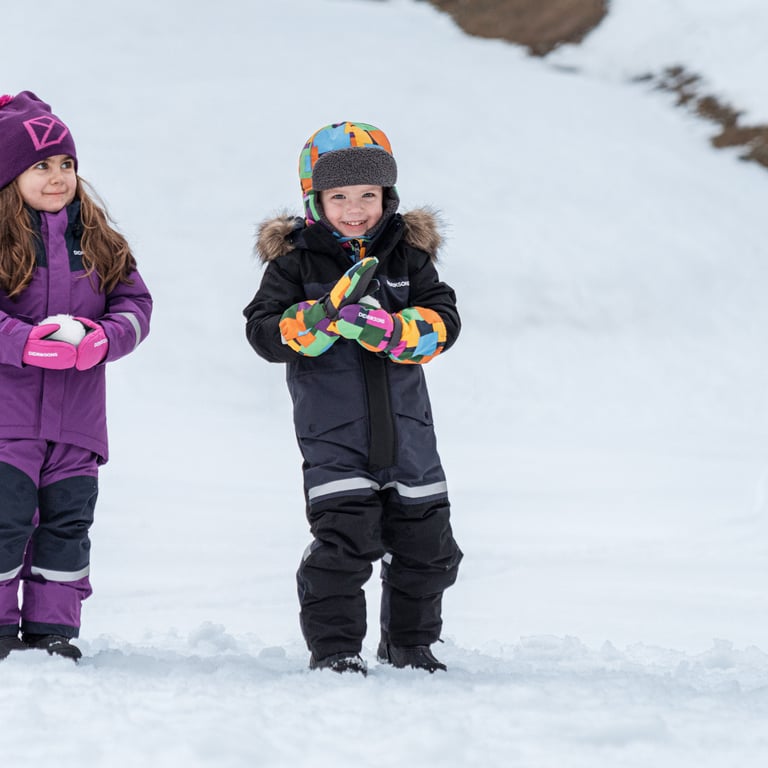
<box><xmin>299</xmin><ymin>121</ymin><xmax>397</xmax><ymax>224</ymax></box>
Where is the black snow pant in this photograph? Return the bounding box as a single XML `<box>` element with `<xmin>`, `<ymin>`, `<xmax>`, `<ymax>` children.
<box><xmin>0</xmin><ymin>452</ymin><xmax>97</xmax><ymax>638</ymax></box>
<box><xmin>297</xmin><ymin>485</ymin><xmax>462</xmax><ymax>661</ymax></box>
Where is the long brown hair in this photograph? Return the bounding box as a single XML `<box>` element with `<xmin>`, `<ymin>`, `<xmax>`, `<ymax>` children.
<box><xmin>0</xmin><ymin>177</ymin><xmax>136</xmax><ymax>298</ymax></box>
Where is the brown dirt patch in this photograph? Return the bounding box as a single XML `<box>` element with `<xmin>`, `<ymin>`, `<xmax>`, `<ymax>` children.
<box><xmin>648</xmin><ymin>66</ymin><xmax>768</xmax><ymax>169</ymax></box>
<box><xmin>424</xmin><ymin>0</ymin><xmax>608</xmax><ymax>55</ymax></box>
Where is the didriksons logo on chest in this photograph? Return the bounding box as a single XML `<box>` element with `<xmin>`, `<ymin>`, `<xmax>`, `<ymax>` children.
<box><xmin>386</xmin><ymin>278</ymin><xmax>409</xmax><ymax>289</ymax></box>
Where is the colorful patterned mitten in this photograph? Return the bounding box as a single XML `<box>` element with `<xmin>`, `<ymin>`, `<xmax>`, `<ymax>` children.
<box><xmin>322</xmin><ymin>256</ymin><xmax>379</xmax><ymax>319</ymax></box>
<box><xmin>336</xmin><ymin>304</ymin><xmax>447</xmax><ymax>364</ymax></box>
<box><xmin>279</xmin><ymin>257</ymin><xmax>380</xmax><ymax>357</ymax></box>
<box><xmin>336</xmin><ymin>303</ymin><xmax>402</xmax><ymax>353</ymax></box>
<box><xmin>386</xmin><ymin>306</ymin><xmax>447</xmax><ymax>364</ymax></box>
<box><xmin>279</xmin><ymin>300</ymin><xmax>339</xmax><ymax>356</ymax></box>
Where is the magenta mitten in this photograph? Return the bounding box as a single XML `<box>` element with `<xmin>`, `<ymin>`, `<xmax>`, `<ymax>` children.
<box><xmin>335</xmin><ymin>303</ymin><xmax>402</xmax><ymax>353</ymax></box>
<box><xmin>22</xmin><ymin>324</ymin><xmax>77</xmax><ymax>369</ymax></box>
<box><xmin>73</xmin><ymin>317</ymin><xmax>109</xmax><ymax>370</ymax></box>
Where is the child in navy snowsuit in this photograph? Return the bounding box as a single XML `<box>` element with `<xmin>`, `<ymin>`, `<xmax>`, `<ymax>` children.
<box><xmin>244</xmin><ymin>122</ymin><xmax>462</xmax><ymax>674</ymax></box>
<box><xmin>0</xmin><ymin>91</ymin><xmax>152</xmax><ymax>660</ymax></box>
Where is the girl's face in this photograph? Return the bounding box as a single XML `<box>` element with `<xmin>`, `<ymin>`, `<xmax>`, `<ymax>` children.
<box><xmin>16</xmin><ymin>154</ymin><xmax>77</xmax><ymax>213</ymax></box>
<box><xmin>320</xmin><ymin>184</ymin><xmax>384</xmax><ymax>238</ymax></box>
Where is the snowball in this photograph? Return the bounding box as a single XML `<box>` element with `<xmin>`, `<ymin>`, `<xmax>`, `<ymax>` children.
<box><xmin>40</xmin><ymin>314</ymin><xmax>87</xmax><ymax>346</ymax></box>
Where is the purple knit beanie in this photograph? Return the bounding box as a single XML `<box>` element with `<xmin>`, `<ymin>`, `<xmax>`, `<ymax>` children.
<box><xmin>0</xmin><ymin>91</ymin><xmax>78</xmax><ymax>190</ymax></box>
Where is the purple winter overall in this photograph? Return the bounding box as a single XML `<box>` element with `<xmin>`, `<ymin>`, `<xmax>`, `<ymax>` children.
<box><xmin>0</xmin><ymin>203</ymin><xmax>152</xmax><ymax>638</ymax></box>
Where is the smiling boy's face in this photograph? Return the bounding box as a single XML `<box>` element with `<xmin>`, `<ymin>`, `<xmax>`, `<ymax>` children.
<box><xmin>319</xmin><ymin>184</ymin><xmax>384</xmax><ymax>238</ymax></box>
<box><xmin>16</xmin><ymin>154</ymin><xmax>77</xmax><ymax>212</ymax></box>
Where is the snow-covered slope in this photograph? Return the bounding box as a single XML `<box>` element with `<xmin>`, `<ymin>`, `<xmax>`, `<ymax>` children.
<box><xmin>1</xmin><ymin>1</ymin><xmax>767</xmax><ymax>765</ymax></box>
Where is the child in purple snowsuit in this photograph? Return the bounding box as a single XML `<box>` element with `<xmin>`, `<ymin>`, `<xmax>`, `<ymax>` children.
<box><xmin>0</xmin><ymin>91</ymin><xmax>152</xmax><ymax>660</ymax></box>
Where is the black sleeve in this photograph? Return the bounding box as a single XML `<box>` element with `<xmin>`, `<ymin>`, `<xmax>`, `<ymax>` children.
<box><xmin>408</xmin><ymin>251</ymin><xmax>461</xmax><ymax>353</ymax></box>
<box><xmin>243</xmin><ymin>259</ymin><xmax>303</xmax><ymax>363</ymax></box>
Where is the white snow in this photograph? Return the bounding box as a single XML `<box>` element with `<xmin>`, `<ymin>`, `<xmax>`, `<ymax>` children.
<box><xmin>41</xmin><ymin>314</ymin><xmax>87</xmax><ymax>345</ymax></box>
<box><xmin>549</xmin><ymin>0</ymin><xmax>768</xmax><ymax>123</ymax></box>
<box><xmin>1</xmin><ymin>0</ymin><xmax>767</xmax><ymax>765</ymax></box>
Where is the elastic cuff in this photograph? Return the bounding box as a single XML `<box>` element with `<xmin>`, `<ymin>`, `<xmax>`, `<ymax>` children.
<box><xmin>21</xmin><ymin>620</ymin><xmax>79</xmax><ymax>639</ymax></box>
<box><xmin>382</xmin><ymin>314</ymin><xmax>404</xmax><ymax>354</ymax></box>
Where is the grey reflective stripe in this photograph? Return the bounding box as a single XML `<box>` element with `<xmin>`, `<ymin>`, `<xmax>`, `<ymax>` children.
<box><xmin>0</xmin><ymin>564</ymin><xmax>22</xmax><ymax>581</ymax></box>
<box><xmin>30</xmin><ymin>565</ymin><xmax>90</xmax><ymax>582</ymax></box>
<box><xmin>307</xmin><ymin>478</ymin><xmax>448</xmax><ymax>502</ymax></box>
<box><xmin>381</xmin><ymin>480</ymin><xmax>449</xmax><ymax>499</ymax></box>
<box><xmin>307</xmin><ymin>477</ymin><xmax>380</xmax><ymax>502</ymax></box>
<box><xmin>302</xmin><ymin>539</ymin><xmax>323</xmax><ymax>562</ymax></box>
<box><xmin>117</xmin><ymin>311</ymin><xmax>142</xmax><ymax>349</ymax></box>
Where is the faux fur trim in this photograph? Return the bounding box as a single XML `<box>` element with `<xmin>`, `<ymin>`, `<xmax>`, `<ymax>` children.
<box><xmin>402</xmin><ymin>207</ymin><xmax>444</xmax><ymax>260</ymax></box>
<box><xmin>254</xmin><ymin>213</ymin><xmax>303</xmax><ymax>263</ymax></box>
<box><xmin>254</xmin><ymin>207</ymin><xmax>445</xmax><ymax>263</ymax></box>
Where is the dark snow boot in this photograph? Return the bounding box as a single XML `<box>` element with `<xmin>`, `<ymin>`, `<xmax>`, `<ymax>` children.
<box><xmin>23</xmin><ymin>633</ymin><xmax>82</xmax><ymax>662</ymax></box>
<box><xmin>377</xmin><ymin>639</ymin><xmax>447</xmax><ymax>673</ymax></box>
<box><xmin>309</xmin><ymin>652</ymin><xmax>368</xmax><ymax>676</ymax></box>
<box><xmin>0</xmin><ymin>635</ymin><xmax>26</xmax><ymax>660</ymax></box>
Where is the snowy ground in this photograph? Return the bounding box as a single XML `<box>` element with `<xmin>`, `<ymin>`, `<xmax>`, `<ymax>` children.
<box><xmin>1</xmin><ymin>1</ymin><xmax>768</xmax><ymax>765</ymax></box>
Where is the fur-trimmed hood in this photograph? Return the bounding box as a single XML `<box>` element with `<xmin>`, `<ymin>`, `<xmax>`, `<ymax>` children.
<box><xmin>254</xmin><ymin>208</ymin><xmax>445</xmax><ymax>264</ymax></box>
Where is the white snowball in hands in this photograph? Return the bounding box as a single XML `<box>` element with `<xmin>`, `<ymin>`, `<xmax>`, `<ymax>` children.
<box><xmin>40</xmin><ymin>314</ymin><xmax>87</xmax><ymax>346</ymax></box>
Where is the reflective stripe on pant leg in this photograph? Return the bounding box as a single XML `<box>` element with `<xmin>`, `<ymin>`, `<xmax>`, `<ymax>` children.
<box><xmin>32</xmin><ymin>475</ymin><xmax>98</xmax><ymax>578</ymax></box>
<box><xmin>380</xmin><ymin>480</ymin><xmax>449</xmax><ymax>504</ymax></box>
<box><xmin>307</xmin><ymin>476</ymin><xmax>380</xmax><ymax>505</ymax></box>
<box><xmin>22</xmin><ymin>474</ymin><xmax>97</xmax><ymax>635</ymax></box>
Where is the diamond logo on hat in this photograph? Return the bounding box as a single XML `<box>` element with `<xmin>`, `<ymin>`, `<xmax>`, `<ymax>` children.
<box><xmin>23</xmin><ymin>116</ymin><xmax>70</xmax><ymax>151</ymax></box>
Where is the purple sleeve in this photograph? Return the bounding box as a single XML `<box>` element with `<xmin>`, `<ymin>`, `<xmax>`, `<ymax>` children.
<box><xmin>0</xmin><ymin>313</ymin><xmax>33</xmax><ymax>367</ymax></box>
<box><xmin>99</xmin><ymin>269</ymin><xmax>153</xmax><ymax>362</ymax></box>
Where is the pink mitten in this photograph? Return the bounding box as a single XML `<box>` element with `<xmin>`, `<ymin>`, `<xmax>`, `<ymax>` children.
<box><xmin>22</xmin><ymin>324</ymin><xmax>77</xmax><ymax>369</ymax></box>
<box><xmin>74</xmin><ymin>317</ymin><xmax>109</xmax><ymax>370</ymax></box>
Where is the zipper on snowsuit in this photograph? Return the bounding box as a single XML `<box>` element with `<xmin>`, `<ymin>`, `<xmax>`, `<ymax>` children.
<box><xmin>345</xmin><ymin>238</ymin><xmax>395</xmax><ymax>469</ymax></box>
